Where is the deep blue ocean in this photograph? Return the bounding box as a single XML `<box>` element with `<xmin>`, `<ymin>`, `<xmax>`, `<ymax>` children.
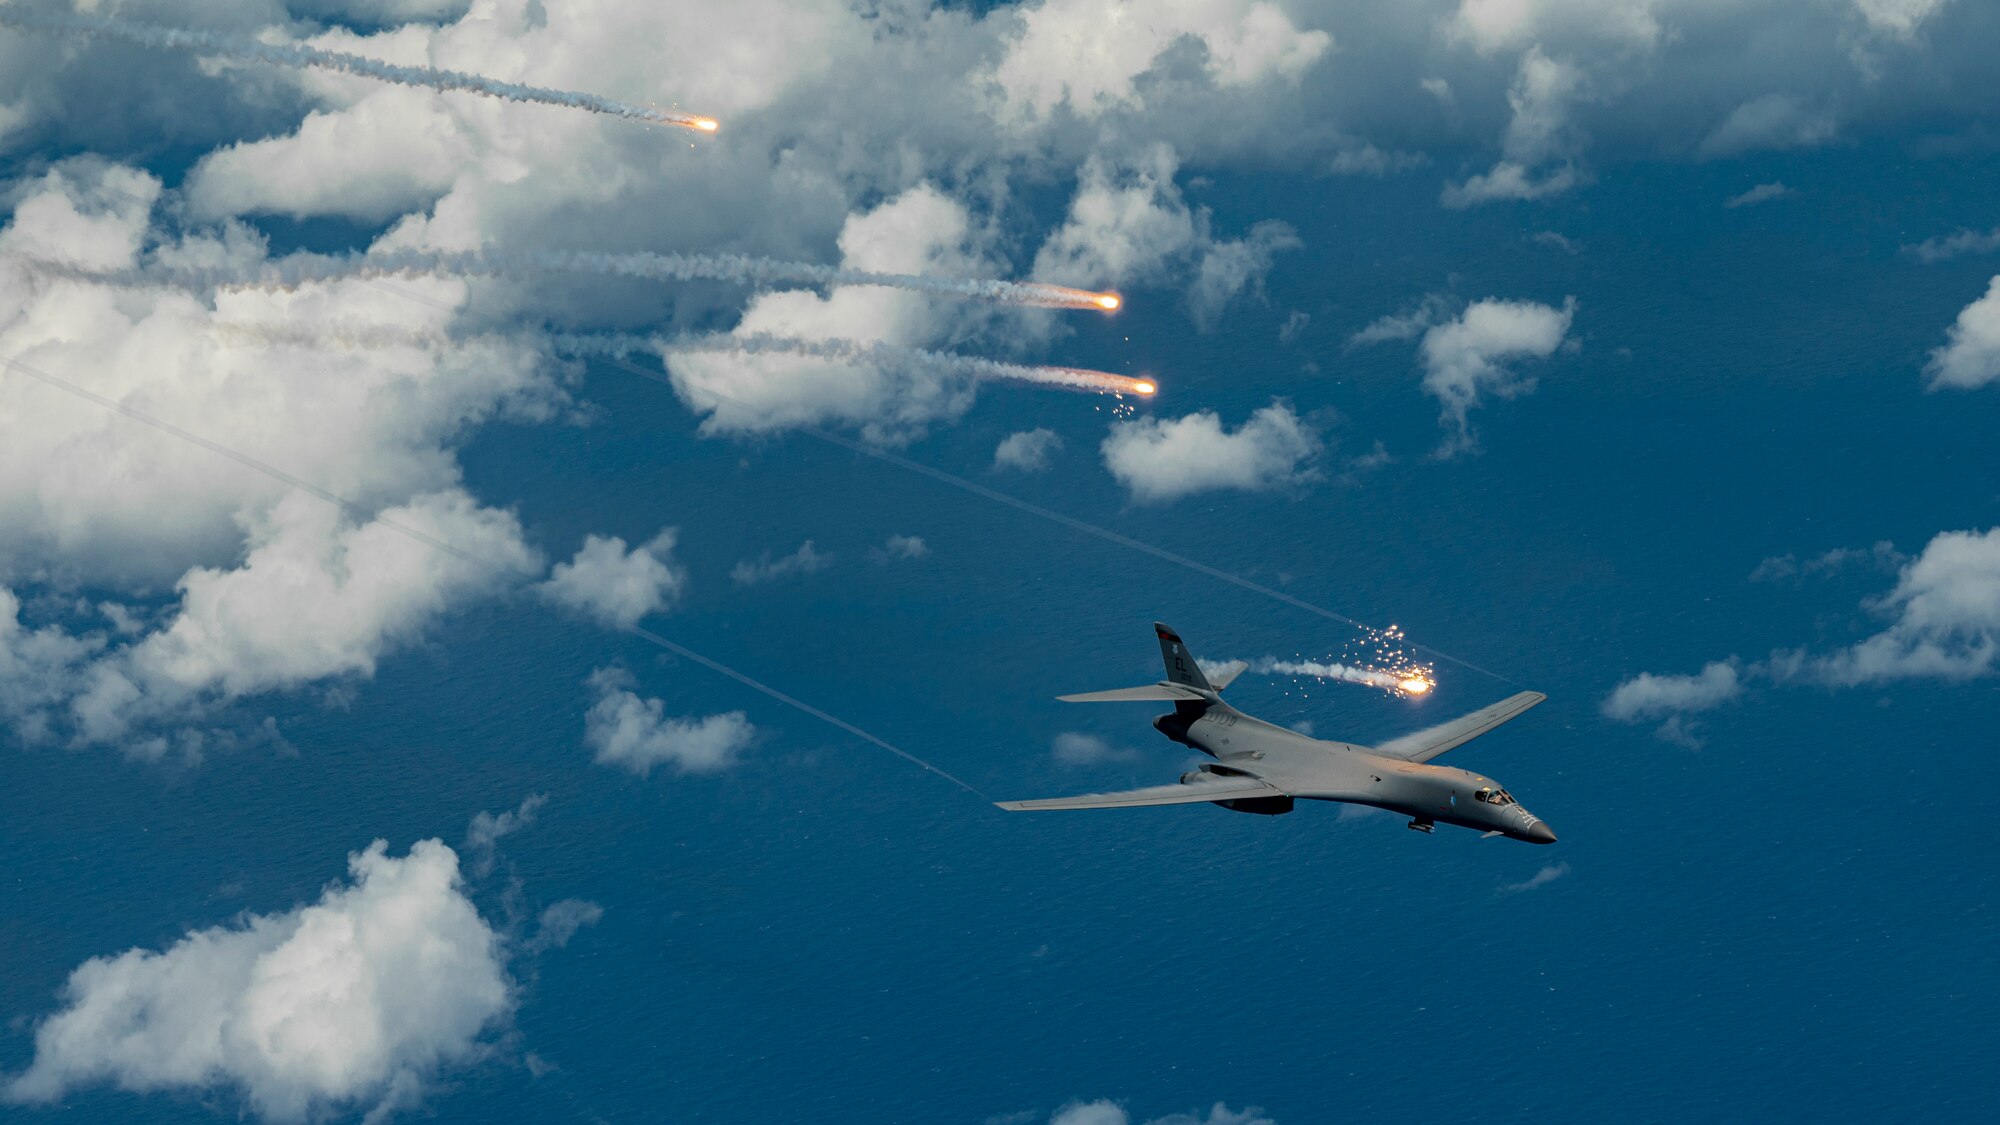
<box><xmin>3</xmin><ymin>138</ymin><xmax>1997</xmax><ymax>1123</ymax></box>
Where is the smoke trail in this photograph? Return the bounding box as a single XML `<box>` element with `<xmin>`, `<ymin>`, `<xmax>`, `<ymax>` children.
<box><xmin>12</xmin><ymin>247</ymin><xmax>1121</xmax><ymax>312</ymax></box>
<box><xmin>208</xmin><ymin>319</ymin><xmax>455</xmax><ymax>350</ymax></box>
<box><xmin>0</xmin><ymin>9</ymin><xmax>718</xmax><ymax>131</ymax></box>
<box><xmin>554</xmin><ymin>331</ymin><xmax>1155</xmax><ymax>397</ymax></box>
<box><xmin>1211</xmin><ymin>656</ymin><xmax>1435</xmax><ymax>695</ymax></box>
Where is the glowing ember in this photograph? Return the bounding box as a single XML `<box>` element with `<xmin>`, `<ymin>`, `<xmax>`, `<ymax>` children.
<box><xmin>691</xmin><ymin>117</ymin><xmax>720</xmax><ymax>132</ymax></box>
<box><xmin>1095</xmin><ymin>293</ymin><xmax>1122</xmax><ymax>311</ymax></box>
<box><xmin>1132</xmin><ymin>380</ymin><xmax>1157</xmax><ymax>395</ymax></box>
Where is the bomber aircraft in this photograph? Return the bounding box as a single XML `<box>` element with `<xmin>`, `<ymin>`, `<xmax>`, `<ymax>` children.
<box><xmin>998</xmin><ymin>622</ymin><xmax>1557</xmax><ymax>843</ymax></box>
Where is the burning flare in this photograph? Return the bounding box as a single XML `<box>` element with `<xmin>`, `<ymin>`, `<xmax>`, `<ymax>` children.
<box><xmin>554</xmin><ymin>332</ymin><xmax>1159</xmax><ymax>399</ymax></box>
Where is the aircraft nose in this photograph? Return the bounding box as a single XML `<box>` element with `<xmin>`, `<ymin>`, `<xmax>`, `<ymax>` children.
<box><xmin>1524</xmin><ymin>820</ymin><xmax>1557</xmax><ymax>845</ymax></box>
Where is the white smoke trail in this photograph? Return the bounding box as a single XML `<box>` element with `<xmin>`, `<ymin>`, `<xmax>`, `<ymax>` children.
<box><xmin>13</xmin><ymin>247</ymin><xmax>1120</xmax><ymax>311</ymax></box>
<box><xmin>553</xmin><ymin>332</ymin><xmax>1155</xmax><ymax>397</ymax></box>
<box><xmin>1216</xmin><ymin>656</ymin><xmax>1435</xmax><ymax>695</ymax></box>
<box><xmin>0</xmin><ymin>9</ymin><xmax>717</xmax><ymax>130</ymax></box>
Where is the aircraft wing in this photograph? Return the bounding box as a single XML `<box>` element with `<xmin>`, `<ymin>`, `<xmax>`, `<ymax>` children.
<box><xmin>995</xmin><ymin>777</ymin><xmax>1283</xmax><ymax>811</ymax></box>
<box><xmin>1057</xmin><ymin>682</ymin><xmax>1209</xmax><ymax>703</ymax></box>
<box><xmin>1374</xmin><ymin>691</ymin><xmax>1547</xmax><ymax>764</ymax></box>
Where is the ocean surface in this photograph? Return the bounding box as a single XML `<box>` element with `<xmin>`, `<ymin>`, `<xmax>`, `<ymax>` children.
<box><xmin>3</xmin><ymin>138</ymin><xmax>1997</xmax><ymax>1122</ymax></box>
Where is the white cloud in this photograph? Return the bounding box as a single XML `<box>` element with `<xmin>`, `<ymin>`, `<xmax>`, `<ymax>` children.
<box><xmin>583</xmin><ymin>667</ymin><xmax>754</xmax><ymax>776</ymax></box>
<box><xmin>4</xmin><ymin>839</ymin><xmax>511</xmax><ymax>1122</ymax></box>
<box><xmin>1925</xmin><ymin>275</ymin><xmax>2000</xmax><ymax>390</ymax></box>
<box><xmin>730</xmin><ymin>540</ymin><xmax>833</xmax><ymax>586</ymax></box>
<box><xmin>0</xmin><ymin>164</ymin><xmax>556</xmax><ymax>591</ymax></box>
<box><xmin>987</xmin><ymin>0</ymin><xmax>1330</xmax><ymax>122</ymax></box>
<box><xmin>1417</xmin><ymin>296</ymin><xmax>1576</xmax><ymax>454</ymax></box>
<box><xmin>184</xmin><ymin>92</ymin><xmax>472</xmax><ymax>224</ymax></box>
<box><xmin>526</xmin><ymin>899</ymin><xmax>602</xmax><ymax>954</ymax></box>
<box><xmin>1449</xmin><ymin>0</ymin><xmax>1660</xmax><ymax>55</ymax></box>
<box><xmin>994</xmin><ymin>428</ymin><xmax>1064</xmax><ymax>472</ymax></box>
<box><xmin>1348</xmin><ymin>293</ymin><xmax>1452</xmax><ymax>347</ymax></box>
<box><xmin>1101</xmin><ymin>399</ymin><xmax>1321</xmax><ymax>504</ymax></box>
<box><xmin>1052</xmin><ymin>732</ymin><xmax>1143</xmax><ymax>766</ymax></box>
<box><xmin>1498</xmin><ymin>861</ymin><xmax>1571</xmax><ymax>895</ymax></box>
<box><xmin>1603</xmin><ymin>661</ymin><xmax>1743</xmax><ymax>723</ymax></box>
<box><xmin>872</xmin><ymin>534</ymin><xmax>929</xmax><ymax>562</ymax></box>
<box><xmin>540</xmin><ymin>530</ymin><xmax>685</xmax><ymax>629</ymax></box>
<box><xmin>1698</xmin><ymin>94</ymin><xmax>1838</xmax><ymax>159</ymax></box>
<box><xmin>463</xmin><ymin>793</ymin><xmax>548</xmax><ymax>879</ymax></box>
<box><xmin>1905</xmin><ymin>226</ymin><xmax>2000</xmax><ymax>263</ymax></box>
<box><xmin>1443</xmin><ymin>48</ymin><xmax>1588</xmax><ymax>207</ymax></box>
<box><xmin>664</xmin><ymin>184</ymin><xmax>1002</xmax><ymax>444</ymax></box>
<box><xmin>1725</xmin><ymin>181</ymin><xmax>1796</xmax><ymax>208</ymax></box>
<box><xmin>67</xmin><ymin>490</ymin><xmax>538</xmax><ymax>754</ymax></box>
<box><xmin>0</xmin><ymin>587</ymin><xmax>101</xmax><ymax>746</ymax></box>
<box><xmin>1046</xmin><ymin>1101</ymin><xmax>1274</xmax><ymax>1125</ymax></box>
<box><xmin>1750</xmin><ymin>541</ymin><xmax>1906</xmax><ymax>583</ymax></box>
<box><xmin>1853</xmin><ymin>0</ymin><xmax>1953</xmax><ymax>40</ymax></box>
<box><xmin>1808</xmin><ymin>527</ymin><xmax>2000</xmax><ymax>684</ymax></box>
<box><xmin>1032</xmin><ymin>146</ymin><xmax>1299</xmax><ymax>329</ymax></box>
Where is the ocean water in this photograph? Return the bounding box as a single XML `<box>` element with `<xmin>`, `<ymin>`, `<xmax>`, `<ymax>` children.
<box><xmin>2</xmin><ymin>138</ymin><xmax>1997</xmax><ymax>1122</ymax></box>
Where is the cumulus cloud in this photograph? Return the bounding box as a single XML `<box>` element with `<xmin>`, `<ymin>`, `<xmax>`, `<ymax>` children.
<box><xmin>1726</xmin><ymin>181</ymin><xmax>1796</xmax><ymax>208</ymax></box>
<box><xmin>526</xmin><ymin>899</ymin><xmax>603</xmax><ymax>954</ymax></box>
<box><xmin>1032</xmin><ymin>146</ymin><xmax>1299</xmax><ymax>329</ymax></box>
<box><xmin>1045</xmin><ymin>1100</ymin><xmax>1274</xmax><ymax>1125</ymax></box>
<box><xmin>663</xmin><ymin>184</ymin><xmax>1004</xmax><ymax>444</ymax></box>
<box><xmin>1603</xmin><ymin>661</ymin><xmax>1744</xmax><ymax>722</ymax></box>
<box><xmin>66</xmin><ymin>490</ymin><xmax>538</xmax><ymax>756</ymax></box>
<box><xmin>1448</xmin><ymin>0</ymin><xmax>1661</xmax><ymax>55</ymax></box>
<box><xmin>184</xmin><ymin>93</ymin><xmax>472</xmax><ymax>224</ymax></box>
<box><xmin>987</xmin><ymin>0</ymin><xmax>1330</xmax><ymax>122</ymax></box>
<box><xmin>0</xmin><ymin>163</ymin><xmax>555</xmax><ymax>589</ymax></box>
<box><xmin>464</xmin><ymin>793</ymin><xmax>548</xmax><ymax>879</ymax></box>
<box><xmin>871</xmin><ymin>534</ymin><xmax>929</xmax><ymax>562</ymax></box>
<box><xmin>1052</xmin><ymin>732</ymin><xmax>1143</xmax><ymax>766</ymax></box>
<box><xmin>1443</xmin><ymin>48</ymin><xmax>1589</xmax><ymax>207</ymax></box>
<box><xmin>1416</xmin><ymin>296</ymin><xmax>1576</xmax><ymax>454</ymax></box>
<box><xmin>1925</xmin><ymin>276</ymin><xmax>2000</xmax><ymax>390</ymax></box>
<box><xmin>1101</xmin><ymin>399</ymin><xmax>1321</xmax><ymax>504</ymax></box>
<box><xmin>0</xmin><ymin>588</ymin><xmax>102</xmax><ymax>746</ymax></box>
<box><xmin>1806</xmin><ymin>527</ymin><xmax>2000</xmax><ymax>684</ymax></box>
<box><xmin>1603</xmin><ymin>661</ymin><xmax>1742</xmax><ymax>747</ymax></box>
<box><xmin>0</xmin><ymin>160</ymin><xmax>570</xmax><ymax>752</ymax></box>
<box><xmin>1905</xmin><ymin>226</ymin><xmax>2000</xmax><ymax>263</ymax></box>
<box><xmin>994</xmin><ymin>427</ymin><xmax>1064</xmax><ymax>472</ymax></box>
<box><xmin>1853</xmin><ymin>0</ymin><xmax>1954</xmax><ymax>41</ymax></box>
<box><xmin>1699</xmin><ymin>94</ymin><xmax>1838</xmax><ymax>159</ymax></box>
<box><xmin>1750</xmin><ymin>541</ymin><xmax>1906</xmax><ymax>583</ymax></box>
<box><xmin>730</xmin><ymin>540</ymin><xmax>833</xmax><ymax>586</ymax></box>
<box><xmin>583</xmin><ymin>667</ymin><xmax>754</xmax><ymax>776</ymax></box>
<box><xmin>4</xmin><ymin>839</ymin><xmax>511</xmax><ymax>1122</ymax></box>
<box><xmin>1348</xmin><ymin>293</ymin><xmax>1453</xmax><ymax>347</ymax></box>
<box><xmin>540</xmin><ymin>530</ymin><xmax>685</xmax><ymax>629</ymax></box>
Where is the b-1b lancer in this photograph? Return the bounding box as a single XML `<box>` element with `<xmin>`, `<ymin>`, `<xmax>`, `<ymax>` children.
<box><xmin>998</xmin><ymin>622</ymin><xmax>1556</xmax><ymax>843</ymax></box>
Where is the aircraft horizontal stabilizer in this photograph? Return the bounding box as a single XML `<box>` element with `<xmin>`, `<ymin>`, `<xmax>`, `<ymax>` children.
<box><xmin>995</xmin><ymin>776</ymin><xmax>1283</xmax><ymax>811</ymax></box>
<box><xmin>1375</xmin><ymin>691</ymin><xmax>1547</xmax><ymax>764</ymax></box>
<box><xmin>1057</xmin><ymin>683</ymin><xmax>1209</xmax><ymax>703</ymax></box>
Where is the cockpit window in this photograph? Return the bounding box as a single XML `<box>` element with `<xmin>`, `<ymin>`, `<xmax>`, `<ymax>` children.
<box><xmin>1474</xmin><ymin>787</ymin><xmax>1516</xmax><ymax>806</ymax></box>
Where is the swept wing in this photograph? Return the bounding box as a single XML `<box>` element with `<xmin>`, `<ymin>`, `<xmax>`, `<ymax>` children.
<box><xmin>1374</xmin><ymin>691</ymin><xmax>1546</xmax><ymax>763</ymax></box>
<box><xmin>995</xmin><ymin>776</ymin><xmax>1282</xmax><ymax>811</ymax></box>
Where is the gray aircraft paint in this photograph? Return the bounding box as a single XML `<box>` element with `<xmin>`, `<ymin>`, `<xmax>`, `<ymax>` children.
<box><xmin>998</xmin><ymin>622</ymin><xmax>1557</xmax><ymax>844</ymax></box>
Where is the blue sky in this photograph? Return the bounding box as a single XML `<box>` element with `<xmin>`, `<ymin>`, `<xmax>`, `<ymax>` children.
<box><xmin>1</xmin><ymin>1</ymin><xmax>1997</xmax><ymax>1122</ymax></box>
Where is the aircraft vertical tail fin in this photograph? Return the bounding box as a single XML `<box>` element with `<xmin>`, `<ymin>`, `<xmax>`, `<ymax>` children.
<box><xmin>1153</xmin><ymin>622</ymin><xmax>1213</xmax><ymax>692</ymax></box>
